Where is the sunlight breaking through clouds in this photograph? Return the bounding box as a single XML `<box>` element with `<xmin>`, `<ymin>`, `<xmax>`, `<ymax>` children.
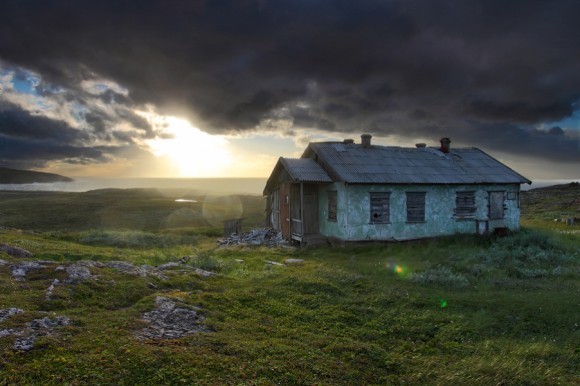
<box><xmin>142</xmin><ymin>114</ymin><xmax>233</xmax><ymax>177</ymax></box>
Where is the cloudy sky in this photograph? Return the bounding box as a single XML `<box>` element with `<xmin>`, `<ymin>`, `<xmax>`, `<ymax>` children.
<box><xmin>0</xmin><ymin>0</ymin><xmax>579</xmax><ymax>179</ymax></box>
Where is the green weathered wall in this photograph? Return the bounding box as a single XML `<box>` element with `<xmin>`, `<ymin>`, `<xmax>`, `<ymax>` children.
<box><xmin>318</xmin><ymin>183</ymin><xmax>521</xmax><ymax>241</ymax></box>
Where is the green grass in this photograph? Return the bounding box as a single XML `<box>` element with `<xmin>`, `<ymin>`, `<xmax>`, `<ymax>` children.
<box><xmin>0</xmin><ymin>188</ymin><xmax>578</xmax><ymax>384</ymax></box>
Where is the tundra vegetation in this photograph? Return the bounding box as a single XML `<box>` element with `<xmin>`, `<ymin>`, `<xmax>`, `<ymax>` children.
<box><xmin>0</xmin><ymin>186</ymin><xmax>578</xmax><ymax>385</ymax></box>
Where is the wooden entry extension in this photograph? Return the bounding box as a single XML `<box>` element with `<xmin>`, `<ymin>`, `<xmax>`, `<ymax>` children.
<box><xmin>267</xmin><ymin>182</ymin><xmax>324</xmax><ymax>245</ymax></box>
<box><xmin>289</xmin><ymin>183</ymin><xmax>320</xmax><ymax>242</ymax></box>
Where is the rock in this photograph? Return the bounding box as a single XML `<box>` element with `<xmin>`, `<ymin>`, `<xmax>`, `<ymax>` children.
<box><xmin>1</xmin><ymin>311</ymin><xmax>70</xmax><ymax>352</ymax></box>
<box><xmin>105</xmin><ymin>261</ymin><xmax>158</xmax><ymax>278</ymax></box>
<box><xmin>136</xmin><ymin>296</ymin><xmax>210</xmax><ymax>340</ymax></box>
<box><xmin>194</xmin><ymin>268</ymin><xmax>216</xmax><ymax>277</ymax></box>
<box><xmin>105</xmin><ymin>261</ymin><xmax>136</xmax><ymax>271</ymax></box>
<box><xmin>265</xmin><ymin>260</ymin><xmax>285</xmax><ymax>266</ymax></box>
<box><xmin>0</xmin><ymin>259</ymin><xmax>7</xmax><ymax>266</ymax></box>
<box><xmin>0</xmin><ymin>244</ymin><xmax>33</xmax><ymax>258</ymax></box>
<box><xmin>45</xmin><ymin>279</ymin><xmax>59</xmax><ymax>300</ymax></box>
<box><xmin>0</xmin><ymin>329</ymin><xmax>13</xmax><ymax>337</ymax></box>
<box><xmin>29</xmin><ymin>316</ymin><xmax>70</xmax><ymax>330</ymax></box>
<box><xmin>66</xmin><ymin>265</ymin><xmax>93</xmax><ymax>283</ymax></box>
<box><xmin>11</xmin><ymin>261</ymin><xmax>45</xmax><ymax>280</ymax></box>
<box><xmin>158</xmin><ymin>262</ymin><xmax>181</xmax><ymax>270</ymax></box>
<box><xmin>285</xmin><ymin>258</ymin><xmax>304</xmax><ymax>264</ymax></box>
<box><xmin>13</xmin><ymin>336</ymin><xmax>36</xmax><ymax>351</ymax></box>
<box><xmin>0</xmin><ymin>308</ymin><xmax>24</xmax><ymax>323</ymax></box>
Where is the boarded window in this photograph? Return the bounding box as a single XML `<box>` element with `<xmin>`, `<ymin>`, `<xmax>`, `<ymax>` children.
<box><xmin>454</xmin><ymin>191</ymin><xmax>476</xmax><ymax>219</ymax></box>
<box><xmin>370</xmin><ymin>192</ymin><xmax>390</xmax><ymax>223</ymax></box>
<box><xmin>328</xmin><ymin>191</ymin><xmax>337</xmax><ymax>221</ymax></box>
<box><xmin>406</xmin><ymin>192</ymin><xmax>426</xmax><ymax>222</ymax></box>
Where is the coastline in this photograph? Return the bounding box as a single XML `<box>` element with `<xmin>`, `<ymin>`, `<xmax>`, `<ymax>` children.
<box><xmin>0</xmin><ymin>177</ymin><xmax>268</xmax><ymax>195</ymax></box>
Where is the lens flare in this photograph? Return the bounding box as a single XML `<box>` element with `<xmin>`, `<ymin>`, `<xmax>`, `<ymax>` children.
<box><xmin>440</xmin><ymin>299</ymin><xmax>448</xmax><ymax>309</ymax></box>
<box><xmin>385</xmin><ymin>260</ymin><xmax>410</xmax><ymax>277</ymax></box>
<box><xmin>202</xmin><ymin>195</ymin><xmax>243</xmax><ymax>227</ymax></box>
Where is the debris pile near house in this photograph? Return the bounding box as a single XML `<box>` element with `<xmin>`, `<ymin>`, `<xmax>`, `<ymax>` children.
<box><xmin>217</xmin><ymin>228</ymin><xmax>288</xmax><ymax>247</ymax></box>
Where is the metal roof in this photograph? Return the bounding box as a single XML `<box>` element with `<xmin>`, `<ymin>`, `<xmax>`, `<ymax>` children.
<box><xmin>304</xmin><ymin>143</ymin><xmax>531</xmax><ymax>184</ymax></box>
<box><xmin>263</xmin><ymin>157</ymin><xmax>332</xmax><ymax>194</ymax></box>
<box><xmin>280</xmin><ymin>158</ymin><xmax>333</xmax><ymax>183</ymax></box>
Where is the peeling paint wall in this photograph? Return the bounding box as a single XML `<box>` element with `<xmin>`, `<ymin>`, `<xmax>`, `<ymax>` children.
<box><xmin>318</xmin><ymin>183</ymin><xmax>521</xmax><ymax>241</ymax></box>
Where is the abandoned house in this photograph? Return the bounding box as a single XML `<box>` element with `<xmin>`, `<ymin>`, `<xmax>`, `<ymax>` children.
<box><xmin>263</xmin><ymin>134</ymin><xmax>531</xmax><ymax>245</ymax></box>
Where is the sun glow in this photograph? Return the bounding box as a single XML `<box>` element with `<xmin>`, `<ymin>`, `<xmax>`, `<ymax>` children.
<box><xmin>146</xmin><ymin>116</ymin><xmax>232</xmax><ymax>177</ymax></box>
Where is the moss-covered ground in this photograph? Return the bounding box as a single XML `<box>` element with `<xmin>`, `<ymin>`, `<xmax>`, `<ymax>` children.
<box><xmin>0</xmin><ymin>187</ymin><xmax>578</xmax><ymax>385</ymax></box>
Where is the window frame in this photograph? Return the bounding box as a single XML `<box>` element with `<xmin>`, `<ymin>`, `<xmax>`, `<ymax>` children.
<box><xmin>454</xmin><ymin>191</ymin><xmax>476</xmax><ymax>220</ymax></box>
<box><xmin>327</xmin><ymin>190</ymin><xmax>337</xmax><ymax>222</ymax></box>
<box><xmin>369</xmin><ymin>192</ymin><xmax>391</xmax><ymax>224</ymax></box>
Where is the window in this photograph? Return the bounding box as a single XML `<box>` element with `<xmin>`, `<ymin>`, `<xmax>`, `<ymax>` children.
<box><xmin>370</xmin><ymin>192</ymin><xmax>390</xmax><ymax>223</ymax></box>
<box><xmin>454</xmin><ymin>191</ymin><xmax>476</xmax><ymax>219</ymax></box>
<box><xmin>328</xmin><ymin>191</ymin><xmax>337</xmax><ymax>221</ymax></box>
<box><xmin>406</xmin><ymin>192</ymin><xmax>426</xmax><ymax>222</ymax></box>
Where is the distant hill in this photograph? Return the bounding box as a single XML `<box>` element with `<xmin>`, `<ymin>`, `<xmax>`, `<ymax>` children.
<box><xmin>521</xmin><ymin>182</ymin><xmax>579</xmax><ymax>220</ymax></box>
<box><xmin>0</xmin><ymin>167</ymin><xmax>73</xmax><ymax>184</ymax></box>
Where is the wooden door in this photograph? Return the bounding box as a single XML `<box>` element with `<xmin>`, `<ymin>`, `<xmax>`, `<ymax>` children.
<box><xmin>489</xmin><ymin>191</ymin><xmax>505</xmax><ymax>220</ymax></box>
<box><xmin>303</xmin><ymin>185</ymin><xmax>319</xmax><ymax>234</ymax></box>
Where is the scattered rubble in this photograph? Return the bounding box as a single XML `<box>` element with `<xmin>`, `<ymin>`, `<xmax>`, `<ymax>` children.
<box><xmin>104</xmin><ymin>261</ymin><xmax>166</xmax><ymax>279</ymax></box>
<box><xmin>6</xmin><ymin>258</ymin><xmax>218</xmax><ymax>284</ymax></box>
<box><xmin>135</xmin><ymin>296</ymin><xmax>210</xmax><ymax>340</ymax></box>
<box><xmin>0</xmin><ymin>308</ymin><xmax>70</xmax><ymax>351</ymax></box>
<box><xmin>11</xmin><ymin>261</ymin><xmax>47</xmax><ymax>280</ymax></box>
<box><xmin>158</xmin><ymin>262</ymin><xmax>181</xmax><ymax>270</ymax></box>
<box><xmin>0</xmin><ymin>308</ymin><xmax>24</xmax><ymax>323</ymax></box>
<box><xmin>218</xmin><ymin>228</ymin><xmax>288</xmax><ymax>247</ymax></box>
<box><xmin>66</xmin><ymin>264</ymin><xmax>94</xmax><ymax>283</ymax></box>
<box><xmin>0</xmin><ymin>244</ymin><xmax>33</xmax><ymax>259</ymax></box>
<box><xmin>45</xmin><ymin>279</ymin><xmax>60</xmax><ymax>300</ymax></box>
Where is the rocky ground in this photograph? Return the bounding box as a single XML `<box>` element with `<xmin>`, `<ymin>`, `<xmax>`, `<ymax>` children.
<box><xmin>0</xmin><ymin>245</ymin><xmax>219</xmax><ymax>352</ymax></box>
<box><xmin>0</xmin><ymin>239</ymin><xmax>304</xmax><ymax>353</ymax></box>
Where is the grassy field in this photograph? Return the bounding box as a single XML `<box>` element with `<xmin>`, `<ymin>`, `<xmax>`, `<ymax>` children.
<box><xmin>0</xmin><ymin>187</ymin><xmax>578</xmax><ymax>385</ymax></box>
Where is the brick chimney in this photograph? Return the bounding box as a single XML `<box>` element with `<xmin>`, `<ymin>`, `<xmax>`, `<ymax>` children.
<box><xmin>361</xmin><ymin>134</ymin><xmax>372</xmax><ymax>148</ymax></box>
<box><xmin>440</xmin><ymin>137</ymin><xmax>451</xmax><ymax>153</ymax></box>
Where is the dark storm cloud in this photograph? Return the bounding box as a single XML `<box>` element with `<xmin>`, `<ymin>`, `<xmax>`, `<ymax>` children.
<box><xmin>1</xmin><ymin>0</ymin><xmax>579</xmax><ymax>166</ymax></box>
<box><xmin>0</xmin><ymin>103</ymin><xmax>88</xmax><ymax>142</ymax></box>
<box><xmin>0</xmin><ymin>102</ymin><xmax>125</xmax><ymax>168</ymax></box>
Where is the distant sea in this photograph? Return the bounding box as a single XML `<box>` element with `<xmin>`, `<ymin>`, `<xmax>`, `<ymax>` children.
<box><xmin>0</xmin><ymin>177</ymin><xmax>576</xmax><ymax>194</ymax></box>
<box><xmin>0</xmin><ymin>177</ymin><xmax>268</xmax><ymax>195</ymax></box>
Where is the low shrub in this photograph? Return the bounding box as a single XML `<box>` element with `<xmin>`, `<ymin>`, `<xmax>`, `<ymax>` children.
<box><xmin>477</xmin><ymin>229</ymin><xmax>577</xmax><ymax>268</ymax></box>
<box><xmin>408</xmin><ymin>266</ymin><xmax>469</xmax><ymax>288</ymax></box>
<box><xmin>190</xmin><ymin>250</ymin><xmax>224</xmax><ymax>272</ymax></box>
<box><xmin>79</xmin><ymin>230</ymin><xmax>198</xmax><ymax>248</ymax></box>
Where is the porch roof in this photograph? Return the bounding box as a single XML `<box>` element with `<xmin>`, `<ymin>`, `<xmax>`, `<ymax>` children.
<box><xmin>263</xmin><ymin>157</ymin><xmax>332</xmax><ymax>194</ymax></box>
